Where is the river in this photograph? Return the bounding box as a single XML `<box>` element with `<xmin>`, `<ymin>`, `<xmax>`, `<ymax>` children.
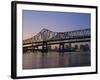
<box><xmin>23</xmin><ymin>51</ymin><xmax>90</xmax><ymax>69</ymax></box>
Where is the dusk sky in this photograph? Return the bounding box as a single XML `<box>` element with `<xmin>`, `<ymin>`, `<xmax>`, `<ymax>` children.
<box><xmin>22</xmin><ymin>10</ymin><xmax>90</xmax><ymax>40</ymax></box>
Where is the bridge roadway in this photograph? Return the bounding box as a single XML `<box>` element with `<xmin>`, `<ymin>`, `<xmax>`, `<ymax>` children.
<box><xmin>23</xmin><ymin>36</ymin><xmax>90</xmax><ymax>52</ymax></box>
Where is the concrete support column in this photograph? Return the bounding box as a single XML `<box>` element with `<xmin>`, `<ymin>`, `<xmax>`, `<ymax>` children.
<box><xmin>59</xmin><ymin>43</ymin><xmax>61</xmax><ymax>52</ymax></box>
<box><xmin>32</xmin><ymin>42</ymin><xmax>35</xmax><ymax>52</ymax></box>
<box><xmin>69</xmin><ymin>43</ymin><xmax>71</xmax><ymax>48</ymax></box>
<box><xmin>59</xmin><ymin>42</ymin><xmax>65</xmax><ymax>52</ymax></box>
<box><xmin>42</xmin><ymin>42</ymin><xmax>45</xmax><ymax>52</ymax></box>
<box><xmin>42</xmin><ymin>41</ymin><xmax>48</xmax><ymax>52</ymax></box>
<box><xmin>62</xmin><ymin>42</ymin><xmax>65</xmax><ymax>52</ymax></box>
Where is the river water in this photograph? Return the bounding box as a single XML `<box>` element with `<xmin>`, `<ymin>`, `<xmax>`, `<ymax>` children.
<box><xmin>23</xmin><ymin>51</ymin><xmax>90</xmax><ymax>69</ymax></box>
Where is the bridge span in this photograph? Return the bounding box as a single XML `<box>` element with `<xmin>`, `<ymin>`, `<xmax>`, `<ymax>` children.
<box><xmin>23</xmin><ymin>28</ymin><xmax>90</xmax><ymax>52</ymax></box>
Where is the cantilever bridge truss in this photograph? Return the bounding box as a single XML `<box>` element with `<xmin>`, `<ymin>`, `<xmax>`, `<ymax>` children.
<box><xmin>23</xmin><ymin>28</ymin><xmax>90</xmax><ymax>52</ymax></box>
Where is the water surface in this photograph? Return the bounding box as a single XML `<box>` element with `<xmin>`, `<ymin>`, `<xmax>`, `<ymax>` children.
<box><xmin>23</xmin><ymin>51</ymin><xmax>90</xmax><ymax>69</ymax></box>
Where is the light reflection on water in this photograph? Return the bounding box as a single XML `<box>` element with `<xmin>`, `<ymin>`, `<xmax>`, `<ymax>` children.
<box><xmin>23</xmin><ymin>51</ymin><xmax>90</xmax><ymax>69</ymax></box>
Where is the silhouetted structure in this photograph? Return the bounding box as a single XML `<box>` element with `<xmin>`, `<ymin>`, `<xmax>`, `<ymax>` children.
<box><xmin>23</xmin><ymin>28</ymin><xmax>90</xmax><ymax>52</ymax></box>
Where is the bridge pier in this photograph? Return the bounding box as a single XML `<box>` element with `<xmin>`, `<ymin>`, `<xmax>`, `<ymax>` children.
<box><xmin>69</xmin><ymin>43</ymin><xmax>71</xmax><ymax>48</ymax></box>
<box><xmin>42</xmin><ymin>41</ymin><xmax>48</xmax><ymax>53</ymax></box>
<box><xmin>59</xmin><ymin>42</ymin><xmax>72</xmax><ymax>52</ymax></box>
<box><xmin>68</xmin><ymin>43</ymin><xmax>72</xmax><ymax>51</ymax></box>
<box><xmin>23</xmin><ymin>47</ymin><xmax>28</xmax><ymax>52</ymax></box>
<box><xmin>32</xmin><ymin>43</ymin><xmax>35</xmax><ymax>52</ymax></box>
<box><xmin>59</xmin><ymin>42</ymin><xmax>65</xmax><ymax>52</ymax></box>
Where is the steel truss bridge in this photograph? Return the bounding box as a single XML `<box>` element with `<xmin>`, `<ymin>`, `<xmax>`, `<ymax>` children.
<box><xmin>23</xmin><ymin>28</ymin><xmax>90</xmax><ymax>52</ymax></box>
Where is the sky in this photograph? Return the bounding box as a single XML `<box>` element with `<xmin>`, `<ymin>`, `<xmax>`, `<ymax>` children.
<box><xmin>22</xmin><ymin>10</ymin><xmax>90</xmax><ymax>40</ymax></box>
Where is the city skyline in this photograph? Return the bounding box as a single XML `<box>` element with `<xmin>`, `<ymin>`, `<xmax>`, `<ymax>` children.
<box><xmin>22</xmin><ymin>10</ymin><xmax>90</xmax><ymax>40</ymax></box>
